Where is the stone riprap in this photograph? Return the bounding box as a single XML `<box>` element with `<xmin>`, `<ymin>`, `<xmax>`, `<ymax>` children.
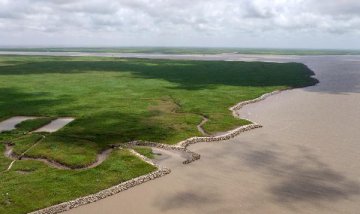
<box><xmin>126</xmin><ymin>123</ymin><xmax>262</xmax><ymax>165</ymax></box>
<box><xmin>28</xmin><ymin>90</ymin><xmax>281</xmax><ymax>214</ymax></box>
<box><xmin>29</xmin><ymin>148</ymin><xmax>171</xmax><ymax>214</ymax></box>
<box><xmin>125</xmin><ymin>91</ymin><xmax>281</xmax><ymax>164</ymax></box>
<box><xmin>230</xmin><ymin>90</ymin><xmax>281</xmax><ymax>117</ymax></box>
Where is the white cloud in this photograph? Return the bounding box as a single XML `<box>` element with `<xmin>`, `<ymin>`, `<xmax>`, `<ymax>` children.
<box><xmin>0</xmin><ymin>0</ymin><xmax>359</xmax><ymax>47</ymax></box>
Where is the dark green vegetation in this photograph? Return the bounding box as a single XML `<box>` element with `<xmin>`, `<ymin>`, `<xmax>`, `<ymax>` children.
<box><xmin>0</xmin><ymin>55</ymin><xmax>317</xmax><ymax>213</ymax></box>
<box><xmin>1</xmin><ymin>47</ymin><xmax>360</xmax><ymax>55</ymax></box>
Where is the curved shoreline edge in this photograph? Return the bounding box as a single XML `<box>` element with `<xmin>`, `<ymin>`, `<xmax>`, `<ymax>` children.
<box><xmin>29</xmin><ymin>149</ymin><xmax>171</xmax><ymax>214</ymax></box>
<box><xmin>29</xmin><ymin>89</ymin><xmax>283</xmax><ymax>214</ymax></box>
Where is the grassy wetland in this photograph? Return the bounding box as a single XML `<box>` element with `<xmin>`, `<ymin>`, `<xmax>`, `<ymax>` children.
<box><xmin>0</xmin><ymin>55</ymin><xmax>317</xmax><ymax>213</ymax></box>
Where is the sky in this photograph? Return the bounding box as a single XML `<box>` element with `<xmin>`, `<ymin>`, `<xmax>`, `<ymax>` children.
<box><xmin>0</xmin><ymin>0</ymin><xmax>360</xmax><ymax>49</ymax></box>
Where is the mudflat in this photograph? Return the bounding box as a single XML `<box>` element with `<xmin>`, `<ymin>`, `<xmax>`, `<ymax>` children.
<box><xmin>66</xmin><ymin>55</ymin><xmax>360</xmax><ymax>214</ymax></box>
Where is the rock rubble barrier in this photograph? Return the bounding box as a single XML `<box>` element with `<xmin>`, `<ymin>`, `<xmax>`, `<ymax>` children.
<box><xmin>30</xmin><ymin>90</ymin><xmax>282</xmax><ymax>214</ymax></box>
<box><xmin>29</xmin><ymin>149</ymin><xmax>170</xmax><ymax>214</ymax></box>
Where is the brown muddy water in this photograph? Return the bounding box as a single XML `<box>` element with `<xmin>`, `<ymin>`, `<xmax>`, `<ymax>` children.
<box><xmin>28</xmin><ymin>54</ymin><xmax>359</xmax><ymax>214</ymax></box>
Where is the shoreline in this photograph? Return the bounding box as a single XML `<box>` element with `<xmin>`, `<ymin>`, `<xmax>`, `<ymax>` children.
<box><xmin>60</xmin><ymin>55</ymin><xmax>360</xmax><ymax>214</ymax></box>
<box><xmin>28</xmin><ymin>88</ymin><xmax>293</xmax><ymax>214</ymax></box>
<box><xmin>0</xmin><ymin>54</ymin><xmax>319</xmax><ymax>213</ymax></box>
<box><xmin>29</xmin><ymin>149</ymin><xmax>171</xmax><ymax>214</ymax></box>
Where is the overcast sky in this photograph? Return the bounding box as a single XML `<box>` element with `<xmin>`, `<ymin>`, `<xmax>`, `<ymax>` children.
<box><xmin>0</xmin><ymin>0</ymin><xmax>360</xmax><ymax>49</ymax></box>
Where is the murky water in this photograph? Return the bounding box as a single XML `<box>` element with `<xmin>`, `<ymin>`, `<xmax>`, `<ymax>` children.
<box><xmin>21</xmin><ymin>54</ymin><xmax>357</xmax><ymax>214</ymax></box>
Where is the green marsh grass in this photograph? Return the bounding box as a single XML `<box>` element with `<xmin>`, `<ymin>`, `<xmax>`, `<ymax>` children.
<box><xmin>0</xmin><ymin>55</ymin><xmax>318</xmax><ymax>213</ymax></box>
